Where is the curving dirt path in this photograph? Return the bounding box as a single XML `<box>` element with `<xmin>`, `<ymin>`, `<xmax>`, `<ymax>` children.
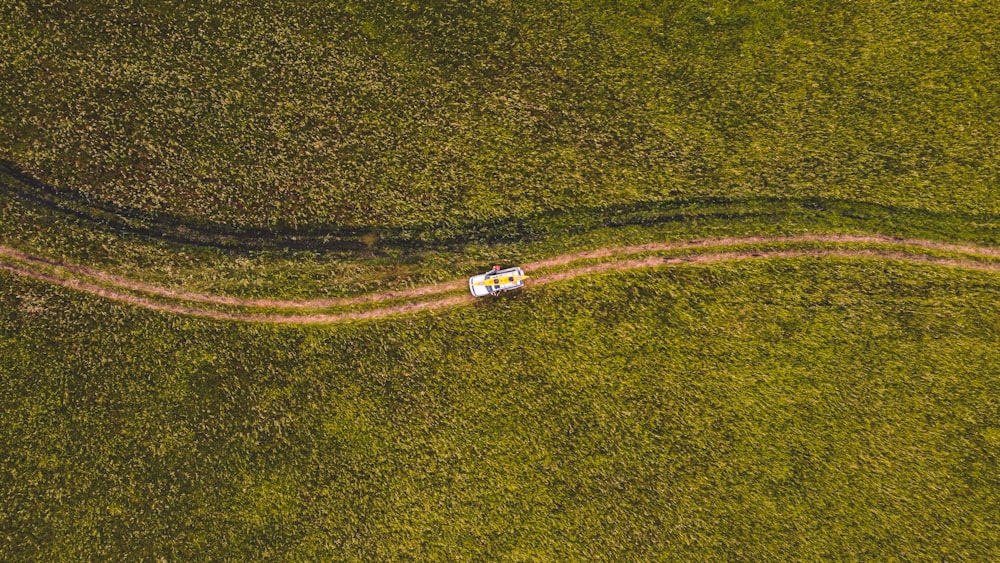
<box><xmin>1</xmin><ymin>236</ymin><xmax>999</xmax><ymax>324</ymax></box>
<box><xmin>2</xmin><ymin>234</ymin><xmax>997</xmax><ymax>310</ymax></box>
<box><xmin>523</xmin><ymin>233</ymin><xmax>1000</xmax><ymax>270</ymax></box>
<box><xmin>0</xmin><ymin>244</ymin><xmax>466</xmax><ymax>309</ymax></box>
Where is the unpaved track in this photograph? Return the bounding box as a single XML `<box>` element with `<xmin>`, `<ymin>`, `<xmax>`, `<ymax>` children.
<box><xmin>1</xmin><ymin>236</ymin><xmax>999</xmax><ymax>324</ymax></box>
<box><xmin>0</xmin><ymin>244</ymin><xmax>466</xmax><ymax>309</ymax></box>
<box><xmin>2</xmin><ymin>234</ymin><xmax>996</xmax><ymax>309</ymax></box>
<box><xmin>524</xmin><ymin>233</ymin><xmax>1000</xmax><ymax>269</ymax></box>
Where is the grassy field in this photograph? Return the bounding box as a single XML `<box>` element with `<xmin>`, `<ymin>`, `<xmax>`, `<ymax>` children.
<box><xmin>2</xmin><ymin>0</ymin><xmax>998</xmax><ymax>230</ymax></box>
<box><xmin>2</xmin><ymin>0</ymin><xmax>998</xmax><ymax>559</ymax></box>
<box><xmin>1</xmin><ymin>259</ymin><xmax>998</xmax><ymax>559</ymax></box>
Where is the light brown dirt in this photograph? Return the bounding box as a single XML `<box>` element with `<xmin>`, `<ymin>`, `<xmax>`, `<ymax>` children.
<box><xmin>524</xmin><ymin>234</ymin><xmax>1000</xmax><ymax>270</ymax></box>
<box><xmin>1</xmin><ymin>238</ymin><xmax>998</xmax><ymax>324</ymax></box>
<box><xmin>2</xmin><ymin>234</ymin><xmax>997</xmax><ymax>310</ymax></box>
<box><xmin>0</xmin><ymin>244</ymin><xmax>465</xmax><ymax>309</ymax></box>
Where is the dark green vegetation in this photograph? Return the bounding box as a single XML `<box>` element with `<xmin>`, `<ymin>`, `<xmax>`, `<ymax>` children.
<box><xmin>1</xmin><ymin>260</ymin><xmax>998</xmax><ymax>559</ymax></box>
<box><xmin>2</xmin><ymin>0</ymin><xmax>999</xmax><ymax>230</ymax></box>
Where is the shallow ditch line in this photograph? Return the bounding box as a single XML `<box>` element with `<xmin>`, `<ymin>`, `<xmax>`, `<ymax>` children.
<box><xmin>1</xmin><ymin>246</ymin><xmax>998</xmax><ymax>324</ymax></box>
<box><xmin>1</xmin><ymin>234</ymin><xmax>998</xmax><ymax>310</ymax></box>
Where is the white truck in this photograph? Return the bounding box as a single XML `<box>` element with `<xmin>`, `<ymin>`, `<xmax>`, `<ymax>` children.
<box><xmin>469</xmin><ymin>266</ymin><xmax>527</xmax><ymax>297</ymax></box>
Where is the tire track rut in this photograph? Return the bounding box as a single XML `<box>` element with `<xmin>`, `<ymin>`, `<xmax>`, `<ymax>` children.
<box><xmin>1</xmin><ymin>236</ymin><xmax>998</xmax><ymax>324</ymax></box>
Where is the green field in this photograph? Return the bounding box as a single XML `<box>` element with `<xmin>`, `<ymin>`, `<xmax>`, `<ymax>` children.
<box><xmin>2</xmin><ymin>0</ymin><xmax>998</xmax><ymax>230</ymax></box>
<box><xmin>2</xmin><ymin>261</ymin><xmax>998</xmax><ymax>560</ymax></box>
<box><xmin>2</xmin><ymin>0</ymin><xmax>999</xmax><ymax>560</ymax></box>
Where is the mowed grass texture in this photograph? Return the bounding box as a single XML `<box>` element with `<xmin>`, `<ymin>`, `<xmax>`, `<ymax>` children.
<box><xmin>2</xmin><ymin>0</ymin><xmax>998</xmax><ymax>229</ymax></box>
<box><xmin>2</xmin><ymin>260</ymin><xmax>997</xmax><ymax>559</ymax></box>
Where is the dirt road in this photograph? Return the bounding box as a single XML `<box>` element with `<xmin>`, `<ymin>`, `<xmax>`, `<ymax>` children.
<box><xmin>1</xmin><ymin>235</ymin><xmax>997</xmax><ymax>324</ymax></box>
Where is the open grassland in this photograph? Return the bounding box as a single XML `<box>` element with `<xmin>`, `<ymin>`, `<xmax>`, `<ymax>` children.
<box><xmin>2</xmin><ymin>0</ymin><xmax>998</xmax><ymax>230</ymax></box>
<box><xmin>1</xmin><ymin>1</ymin><xmax>998</xmax><ymax>559</ymax></box>
<box><xmin>1</xmin><ymin>260</ymin><xmax>998</xmax><ymax>560</ymax></box>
